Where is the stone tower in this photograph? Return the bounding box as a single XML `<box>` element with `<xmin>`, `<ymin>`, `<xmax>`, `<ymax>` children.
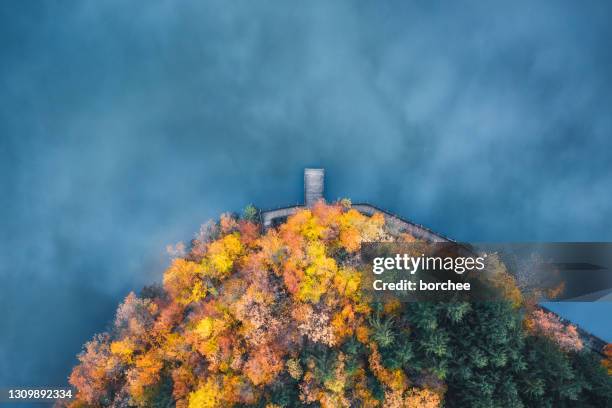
<box><xmin>304</xmin><ymin>168</ymin><xmax>324</xmax><ymax>207</ymax></box>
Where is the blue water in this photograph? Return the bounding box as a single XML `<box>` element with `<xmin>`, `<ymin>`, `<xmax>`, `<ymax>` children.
<box><xmin>2</xmin><ymin>0</ymin><xmax>612</xmax><ymax>391</ymax></box>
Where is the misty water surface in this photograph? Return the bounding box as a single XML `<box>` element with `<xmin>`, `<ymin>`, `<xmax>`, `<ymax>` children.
<box><xmin>1</xmin><ymin>0</ymin><xmax>612</xmax><ymax>391</ymax></box>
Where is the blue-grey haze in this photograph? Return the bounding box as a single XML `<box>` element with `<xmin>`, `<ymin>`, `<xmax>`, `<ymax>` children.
<box><xmin>1</xmin><ymin>0</ymin><xmax>611</xmax><ymax>393</ymax></box>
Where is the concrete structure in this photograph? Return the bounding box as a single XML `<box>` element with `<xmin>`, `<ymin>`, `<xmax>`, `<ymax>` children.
<box><xmin>304</xmin><ymin>168</ymin><xmax>325</xmax><ymax>207</ymax></box>
<box><xmin>261</xmin><ymin>169</ymin><xmax>451</xmax><ymax>241</ymax></box>
<box><xmin>258</xmin><ymin>169</ymin><xmax>607</xmax><ymax>355</ymax></box>
<box><xmin>261</xmin><ymin>206</ymin><xmax>302</xmax><ymax>230</ymax></box>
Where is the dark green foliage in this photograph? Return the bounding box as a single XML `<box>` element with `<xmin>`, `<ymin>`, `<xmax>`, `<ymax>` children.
<box><xmin>396</xmin><ymin>301</ymin><xmax>612</xmax><ymax>408</ymax></box>
<box><xmin>211</xmin><ymin>299</ymin><xmax>611</xmax><ymax>408</ymax></box>
<box><xmin>445</xmin><ymin>301</ymin><xmax>471</xmax><ymax>323</ymax></box>
<box><xmin>368</xmin><ymin>313</ymin><xmax>395</xmax><ymax>347</ymax></box>
<box><xmin>519</xmin><ymin>337</ymin><xmax>612</xmax><ymax>408</ymax></box>
<box><xmin>242</xmin><ymin>204</ymin><xmax>259</xmax><ymax>223</ymax></box>
<box><xmin>268</xmin><ymin>375</ymin><xmax>301</xmax><ymax>408</ymax></box>
<box><xmin>571</xmin><ymin>350</ymin><xmax>612</xmax><ymax>407</ymax></box>
<box><xmin>300</xmin><ymin>343</ymin><xmax>338</xmax><ymax>385</ymax></box>
<box><xmin>141</xmin><ymin>375</ymin><xmax>175</xmax><ymax>408</ymax></box>
<box><xmin>342</xmin><ymin>337</ymin><xmax>364</xmax><ymax>377</ymax></box>
<box><xmin>342</xmin><ymin>336</ymin><xmax>363</xmax><ymax>356</ymax></box>
<box><xmin>214</xmin><ymin>301</ymin><xmax>612</xmax><ymax>408</ymax></box>
<box><xmin>366</xmin><ymin>369</ymin><xmax>385</xmax><ymax>401</ymax></box>
<box><xmin>380</xmin><ymin>335</ymin><xmax>414</xmax><ymax>370</ymax></box>
<box><xmin>521</xmin><ymin>337</ymin><xmax>580</xmax><ymax>407</ymax></box>
<box><xmin>312</xmin><ymin>349</ymin><xmax>338</xmax><ymax>384</ymax></box>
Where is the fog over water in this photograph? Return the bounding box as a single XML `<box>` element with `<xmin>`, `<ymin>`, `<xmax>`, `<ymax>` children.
<box><xmin>2</xmin><ymin>0</ymin><xmax>612</xmax><ymax>390</ymax></box>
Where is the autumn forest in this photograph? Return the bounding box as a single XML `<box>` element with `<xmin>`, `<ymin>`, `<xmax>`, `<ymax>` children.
<box><xmin>65</xmin><ymin>201</ymin><xmax>612</xmax><ymax>407</ymax></box>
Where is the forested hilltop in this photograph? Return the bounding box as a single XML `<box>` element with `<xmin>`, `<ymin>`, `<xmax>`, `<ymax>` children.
<box><xmin>65</xmin><ymin>201</ymin><xmax>612</xmax><ymax>407</ymax></box>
